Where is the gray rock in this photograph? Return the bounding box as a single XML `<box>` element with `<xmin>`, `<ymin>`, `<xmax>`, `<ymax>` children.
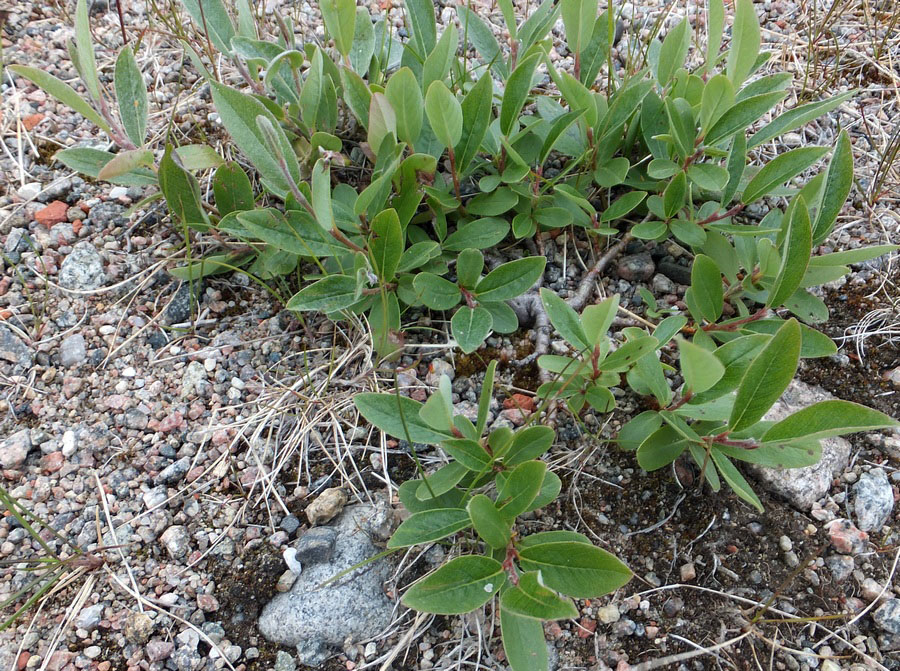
<box><xmin>172</xmin><ymin>646</ymin><xmax>203</xmax><ymax>671</ymax></box>
<box><xmin>5</xmin><ymin>228</ymin><xmax>33</xmax><ymax>263</ymax></box>
<box><xmin>274</xmin><ymin>650</ymin><xmax>297</xmax><ymax>671</ymax></box>
<box><xmin>181</xmin><ymin>361</ymin><xmax>209</xmax><ymax>398</ymax></box>
<box><xmin>156</xmin><ymin>456</ymin><xmax>191</xmax><ymax>485</ymax></box>
<box><xmin>874</xmin><ymin>599</ymin><xmax>900</xmax><ymax>635</ymax></box>
<box><xmin>658</xmin><ymin>260</ymin><xmax>692</xmax><ymax>285</ymax></box>
<box><xmin>852</xmin><ymin>468</ymin><xmax>894</xmax><ymax>531</ymax></box>
<box><xmin>17</xmin><ymin>182</ymin><xmax>41</xmax><ymax>200</ymax></box>
<box><xmin>59</xmin><ymin>334</ymin><xmax>87</xmax><ymax>368</ymax></box>
<box><xmin>75</xmin><ymin>603</ymin><xmax>104</xmax><ymax>631</ymax></box>
<box><xmin>88</xmin><ymin>201</ymin><xmax>126</xmax><ymax>228</ymax></box>
<box><xmin>0</xmin><ymin>429</ymin><xmax>33</xmax><ymax>469</ymax></box>
<box><xmin>651</xmin><ymin>272</ymin><xmax>677</xmax><ymax>294</ymax></box>
<box><xmin>166</xmin><ymin>282</ymin><xmax>202</xmax><ymax>325</ymax></box>
<box><xmin>616</xmin><ymin>253</ymin><xmax>655</xmax><ymax>281</ymax></box>
<box><xmin>124</xmin><ymin>408</ymin><xmax>149</xmax><ymax>430</ymax></box>
<box><xmin>0</xmin><ymin>325</ymin><xmax>32</xmax><ymax>367</ymax></box>
<box><xmin>145</xmin><ymin>640</ymin><xmax>174</xmax><ymax>663</ymax></box>
<box><xmin>59</xmin><ymin>242</ymin><xmax>105</xmax><ymax>291</ymax></box>
<box><xmin>746</xmin><ymin>381</ymin><xmax>850</xmax><ymax>511</ymax></box>
<box><xmin>825</xmin><ymin>554</ymin><xmax>854</xmax><ymax>583</ymax></box>
<box><xmin>279</xmin><ymin>514</ymin><xmax>301</xmax><ymax>536</ymax></box>
<box><xmin>425</xmin><ymin>358</ymin><xmax>455</xmax><ymax>387</ymax></box>
<box><xmin>160</xmin><ymin>525</ymin><xmax>191</xmax><ymax>559</ymax></box>
<box><xmin>258</xmin><ymin>503</ymin><xmax>395</xmax><ymax>666</ymax></box>
<box><xmin>293</xmin><ymin>526</ymin><xmax>337</xmax><ymax>564</ymax></box>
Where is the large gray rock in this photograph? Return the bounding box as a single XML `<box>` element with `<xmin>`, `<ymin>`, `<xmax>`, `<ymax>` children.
<box><xmin>746</xmin><ymin>381</ymin><xmax>850</xmax><ymax>511</ymax></box>
<box><xmin>0</xmin><ymin>429</ymin><xmax>33</xmax><ymax>469</ymax></box>
<box><xmin>0</xmin><ymin>325</ymin><xmax>32</xmax><ymax>367</ymax></box>
<box><xmin>59</xmin><ymin>242</ymin><xmax>105</xmax><ymax>291</ymax></box>
<box><xmin>852</xmin><ymin>468</ymin><xmax>894</xmax><ymax>531</ymax></box>
<box><xmin>258</xmin><ymin>502</ymin><xmax>394</xmax><ymax>667</ymax></box>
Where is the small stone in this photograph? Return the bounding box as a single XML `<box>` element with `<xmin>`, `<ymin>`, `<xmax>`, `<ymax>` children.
<box><xmin>651</xmin><ymin>272</ymin><xmax>677</xmax><ymax>294</ymax></box>
<box><xmin>679</xmin><ymin>562</ymin><xmax>696</xmax><ymax>582</ymax></box>
<box><xmin>662</xmin><ymin>598</ymin><xmax>684</xmax><ymax>618</ymax></box>
<box><xmin>123</xmin><ymin>611</ymin><xmax>154</xmax><ymax>645</ymax></box>
<box><xmin>852</xmin><ymin>468</ymin><xmax>894</xmax><ymax>532</ymax></box>
<box><xmin>156</xmin><ymin>456</ymin><xmax>191</xmax><ymax>485</ymax></box>
<box><xmin>597</xmin><ymin>604</ymin><xmax>620</xmax><ymax>624</ymax></box>
<box><xmin>124</xmin><ymin>408</ymin><xmax>149</xmax><ymax>430</ymax></box>
<box><xmin>196</xmin><ymin>594</ymin><xmax>219</xmax><ymax>612</ymax></box>
<box><xmin>181</xmin><ymin>361</ymin><xmax>209</xmax><ymax>398</ymax></box>
<box><xmin>0</xmin><ymin>325</ymin><xmax>33</xmax><ymax>367</ymax></box>
<box><xmin>0</xmin><ymin>429</ymin><xmax>33</xmax><ymax>469</ymax></box>
<box><xmin>160</xmin><ymin>525</ymin><xmax>190</xmax><ymax>559</ymax></box>
<box><xmin>280</xmin><ymin>514</ymin><xmax>301</xmax><ymax>535</ymax></box>
<box><xmin>502</xmin><ymin>393</ymin><xmax>536</xmax><ymax>413</ymax></box>
<box><xmin>276</xmin><ymin>569</ymin><xmax>297</xmax><ymax>592</ymax></box>
<box><xmin>145</xmin><ymin>641</ymin><xmax>174</xmax><ymax>663</ymax></box>
<box><xmin>425</xmin><ymin>359</ymin><xmax>455</xmax><ymax>387</ymax></box>
<box><xmin>364</xmin><ymin>642</ymin><xmax>377</xmax><ymax>660</ymax></box>
<box><xmin>17</xmin><ymin>182</ymin><xmax>41</xmax><ymax>200</ymax></box>
<box><xmin>75</xmin><ymin>603</ymin><xmax>104</xmax><ymax>631</ymax></box>
<box><xmin>825</xmin><ymin>554</ymin><xmax>854</xmax><ymax>583</ymax></box>
<box><xmin>59</xmin><ymin>334</ymin><xmax>87</xmax><ymax>368</ymax></box>
<box><xmin>108</xmin><ymin>186</ymin><xmax>129</xmax><ymax>200</ymax></box>
<box><xmin>59</xmin><ymin>242</ymin><xmax>106</xmax><ymax>291</ymax></box>
<box><xmin>828</xmin><ymin>519</ymin><xmax>868</xmax><ymax>554</ymax></box>
<box><xmin>274</xmin><ymin>650</ymin><xmax>296</xmax><ymax>671</ymax></box>
<box><xmin>294</xmin><ymin>526</ymin><xmax>338</xmax><ymax>564</ymax></box>
<box><xmin>860</xmin><ymin>577</ymin><xmax>883</xmax><ymax>601</ymax></box>
<box><xmin>35</xmin><ymin>201</ymin><xmax>68</xmax><ymax>227</ymax></box>
<box><xmin>306</xmin><ymin>487</ymin><xmax>347</xmax><ymax>526</ymax></box>
<box><xmin>67</xmin><ymin>207</ymin><xmax>85</xmax><ymax>223</ymax></box>
<box><xmin>873</xmin><ymin>599</ymin><xmax>900</xmax><ymax>635</ymax></box>
<box><xmin>83</xmin><ymin>646</ymin><xmax>101</xmax><ymax>660</ymax></box>
<box><xmin>784</xmin><ymin>551</ymin><xmax>799</xmax><ymax>568</ymax></box>
<box><xmin>778</xmin><ymin>535</ymin><xmax>793</xmax><ymax>552</ymax></box>
<box><xmin>616</xmin><ymin>253</ymin><xmax>655</xmax><ymax>281</ymax></box>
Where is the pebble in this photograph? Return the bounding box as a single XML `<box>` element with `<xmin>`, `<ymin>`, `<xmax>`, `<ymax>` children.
<box><xmin>852</xmin><ymin>468</ymin><xmax>894</xmax><ymax>531</ymax></box>
<box><xmin>156</xmin><ymin>456</ymin><xmax>191</xmax><ymax>485</ymax></box>
<box><xmin>123</xmin><ymin>611</ymin><xmax>153</xmax><ymax>645</ymax></box>
<box><xmin>827</xmin><ymin>519</ymin><xmax>868</xmax><ymax>554</ymax></box>
<box><xmin>160</xmin><ymin>525</ymin><xmax>191</xmax><ymax>559</ymax></box>
<box><xmin>294</xmin><ymin>526</ymin><xmax>337</xmax><ymax>563</ymax></box>
<box><xmin>616</xmin><ymin>253</ymin><xmax>655</xmax><ymax>281</ymax></box>
<box><xmin>305</xmin><ymin>487</ymin><xmax>347</xmax><ymax>526</ymax></box>
<box><xmin>597</xmin><ymin>604</ymin><xmax>620</xmax><ymax>624</ymax></box>
<box><xmin>35</xmin><ymin>200</ymin><xmax>69</xmax><ymax>227</ymax></box>
<box><xmin>679</xmin><ymin>562</ymin><xmax>696</xmax><ymax>581</ymax></box>
<box><xmin>145</xmin><ymin>641</ymin><xmax>174</xmax><ymax>662</ymax></box>
<box><xmin>17</xmin><ymin>182</ymin><xmax>41</xmax><ymax>200</ymax></box>
<box><xmin>873</xmin><ymin>599</ymin><xmax>900</xmax><ymax>635</ymax></box>
<box><xmin>75</xmin><ymin>604</ymin><xmax>104</xmax><ymax>632</ymax></box>
<box><xmin>779</xmin><ymin>535</ymin><xmax>793</xmax><ymax>552</ymax></box>
<box><xmin>825</xmin><ymin>555</ymin><xmax>854</xmax><ymax>583</ymax></box>
<box><xmin>860</xmin><ymin>577</ymin><xmax>883</xmax><ymax>602</ymax></box>
<box><xmin>0</xmin><ymin>429</ymin><xmax>33</xmax><ymax>469</ymax></box>
<box><xmin>59</xmin><ymin>242</ymin><xmax>106</xmax><ymax>290</ymax></box>
<box><xmin>0</xmin><ymin>325</ymin><xmax>33</xmax><ymax>367</ymax></box>
<box><xmin>274</xmin><ymin>650</ymin><xmax>296</xmax><ymax>671</ymax></box>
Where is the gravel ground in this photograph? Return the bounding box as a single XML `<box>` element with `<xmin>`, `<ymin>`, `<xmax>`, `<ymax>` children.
<box><xmin>0</xmin><ymin>1</ymin><xmax>899</xmax><ymax>670</ymax></box>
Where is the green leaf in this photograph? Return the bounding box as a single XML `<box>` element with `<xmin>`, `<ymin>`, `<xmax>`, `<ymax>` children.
<box><xmin>456</xmin><ymin>249</ymin><xmax>484</xmax><ymax>289</ymax></box>
<box><xmin>286</xmin><ymin>275</ymin><xmax>358</xmax><ymax>312</ymax></box>
<box><xmin>527</xmin><ymin>469</ymin><xmax>562</xmax><ymax>512</ymax></box>
<box><xmin>540</xmin><ymin>288</ymin><xmax>589</xmax><ymax>351</ymax></box>
<box><xmin>705</xmin><ymin>91</ymin><xmax>787</xmax><ymax>146</ymax></box>
<box><xmin>365</xmin><ymin>209</ymin><xmax>403</xmax><ymax>285</ymax></box>
<box><xmin>749</xmin><ymin>91</ymin><xmax>855</xmax><ymax>149</ymax></box>
<box><xmin>726</xmin><ymin>0</ymin><xmax>761</xmax><ymax>88</ymax></box>
<box><xmin>97</xmin><ymin>148</ymin><xmax>154</xmax><ymax>181</ymax></box>
<box><xmin>518</xmin><ymin>542</ymin><xmax>631</xmax><ymax>599</ymax></box>
<box><xmin>425</xmin><ymin>81</ymin><xmax>463</xmax><ymax>150</ymax></box>
<box><xmin>398</xmin><ymin>241</ymin><xmax>441</xmax><ymax>272</ymax></box>
<box><xmin>213</xmin><ymin>162</ymin><xmax>254</xmax><ymax>215</ymax></box>
<box><xmin>812</xmin><ymin>130</ymin><xmax>853</xmax><ymax>244</ymax></box>
<box><xmin>405</xmin><ymin>0</ymin><xmax>438</xmax><ymax>57</ymax></box>
<box><xmin>455</xmin><ymin>72</ymin><xmax>494</xmax><ymax>176</ymax></box>
<box><xmin>665</xmin><ymin>97</ymin><xmax>696</xmax><ymax>159</ymax></box>
<box><xmin>402</xmin><ymin>556</ymin><xmax>503</xmax><ymax>615</ymax></box>
<box><xmin>443</xmin><ymin>438</ymin><xmax>493</xmax><ymax>472</ymax></box>
<box><xmin>475</xmin><ymin>257</ymin><xmax>546</xmax><ymax>302</ymax></box>
<box><xmin>341</xmin><ymin>66</ymin><xmax>372</xmax><ymax>127</ymax></box>
<box><xmin>385</xmin><ymin>67</ymin><xmax>424</xmax><ymax>148</ymax></box>
<box><xmin>723</xmin><ymin>132</ymin><xmax>746</xmax><ymax>203</ymax></box>
<box><xmin>617</xmin><ymin>411</ymin><xmax>663</xmax><ymax>451</ymax></box>
<box><xmin>467</xmin><ymin>495</ymin><xmax>511</xmax><ymax>549</ymax></box>
<box><xmin>637</xmin><ymin>425</ymin><xmax>688</xmax><ymax>470</ymax></box>
<box><xmin>540</xmin><ymin>109</ymin><xmax>586</xmax><ymax>166</ymax></box>
<box><xmin>320</xmin><ymin>0</ymin><xmax>356</xmax><ymax>57</ymax></box>
<box><xmin>742</xmin><ymin>146</ymin><xmax>829</xmax><ymax>204</ymax></box>
<box><xmin>368</xmin><ymin>92</ymin><xmax>397</xmax><ymax>154</ymax></box>
<box><xmin>688</xmin><ymin>163</ymin><xmax>730</xmax><ymax>191</ymax></box>
<box><xmin>211</xmin><ymin>82</ymin><xmax>300</xmax><ymax>199</ymax></box>
<box><xmin>710</xmin><ymin>450</ymin><xmax>763</xmax><ymax>511</ymax></box>
<box><xmin>691</xmin><ymin>254</ymin><xmax>724</xmax><ymax>322</ymax></box>
<box><xmin>182</xmin><ymin>0</ymin><xmax>235</xmax><ymax>54</ymax></box>
<box><xmin>498</xmin><ymin>461</ymin><xmax>546</xmax><ymax>518</ymax></box>
<box><xmin>387</xmin><ymin>509</ymin><xmax>471</xmax><ymax>548</ymax></box>
<box><xmin>422</xmin><ymin>23</ymin><xmax>458</xmax><ymax>90</ymax></box>
<box><xmin>500</xmin><ymin>52</ymin><xmax>541</xmax><ymax>136</ymax></box>
<box><xmin>595</xmin><ymin>156</ymin><xmax>630</xmax><ymax>188</ymax></box>
<box><xmin>700</xmin><ymin>74</ymin><xmax>735</xmax><ymax>133</ymax></box>
<box><xmin>159</xmin><ymin>146</ymin><xmax>209</xmax><ymax>228</ymax></box>
<box><xmin>354</xmin><ymin>392</ymin><xmax>452</xmax><ymax>444</ymax></box>
<box><xmin>761</xmin><ymin>400</ymin><xmax>899</xmax><ymax>443</ymax></box>
<box><xmin>501</xmin><ymin>609</ymin><xmax>549</xmax><ymax>671</ymax></box>
<box><xmin>458</xmin><ymin>6</ymin><xmax>507</xmax><ymax>78</ymax></box>
<box><xmin>477</xmin><ymin>360</ymin><xmax>497</xmax><ymax>436</ymax></box>
<box><xmin>9</xmin><ymin>66</ymin><xmax>111</xmax><ymax>134</ymax></box>
<box><xmin>53</xmin><ymin>148</ymin><xmax>155</xmax><ymax>186</ymax></box>
<box><xmin>582</xmin><ymin>296</ymin><xmax>619</xmax><ymax>345</ymax></box>
<box><xmin>174</xmin><ymin>144</ymin><xmax>225</xmax><ymax>171</ymax></box>
<box><xmin>501</xmin><ymin>572</ymin><xmax>578</xmax><ymax>620</ymax></box>
<box><xmin>169</xmin><ymin>253</ymin><xmax>247</xmax><ymax>281</ymax></box>
<box><xmin>729</xmin><ymin>318</ymin><xmax>801</xmax><ymax>432</ymax></box>
<box><xmin>504</xmin><ymin>426</ymin><xmax>555</xmax><ymax>466</ymax></box>
<box><xmin>706</xmin><ymin>0</ymin><xmax>725</xmax><ymax>72</ymax></box>
<box><xmin>663</xmin><ymin>172</ymin><xmax>687</xmax><ymax>218</ymax></box>
<box><xmin>114</xmin><ymin>47</ymin><xmax>149</xmax><ymax>146</ymax></box>
<box><xmin>452</xmin><ymin>306</ymin><xmax>493</xmax><ymax>354</ymax></box>
<box><xmin>601</xmin><ymin>191</ymin><xmax>646</xmax><ymax>223</ymax></box>
<box><xmin>350</xmin><ymin>7</ymin><xmax>376</xmax><ymax>75</ymax></box>
<box><xmin>678</xmin><ymin>338</ymin><xmax>725</xmax><ymax>394</ymax></box>
<box><xmin>74</xmin><ymin>0</ymin><xmax>100</xmax><ymax>100</ymax></box>
<box><xmin>560</xmin><ymin>0</ymin><xmax>598</xmax><ymax>55</ymax></box>
<box><xmin>768</xmin><ymin>196</ymin><xmax>812</xmax><ymax>308</ymax></box>
<box><xmin>311</xmin><ymin>159</ymin><xmax>335</xmax><ymax>232</ymax></box>
<box><xmin>658</xmin><ymin>18</ymin><xmax>690</xmax><ymax>85</ymax></box>
<box><xmin>417</xmin><ymin>462</ymin><xmax>469</xmax><ymax>500</ymax></box>
<box><xmin>413</xmin><ymin>273</ymin><xmax>462</xmax><ymax>310</ymax></box>
<box><xmin>808</xmin><ymin>244</ymin><xmax>900</xmax><ymax>267</ymax></box>
<box><xmin>466</xmin><ymin>188</ymin><xmax>519</xmax><ymax>216</ymax></box>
